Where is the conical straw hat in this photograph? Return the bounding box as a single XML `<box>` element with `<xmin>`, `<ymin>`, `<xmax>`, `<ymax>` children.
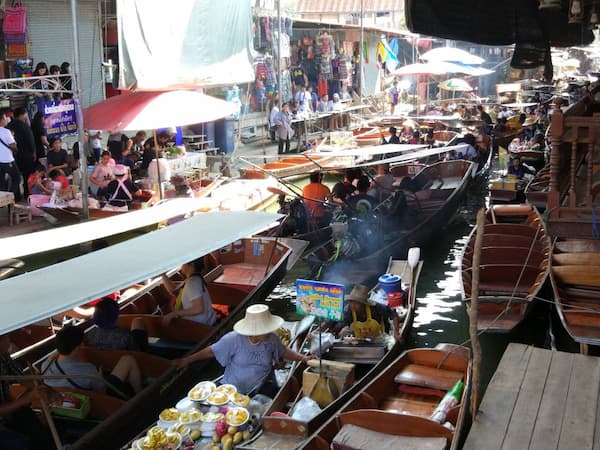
<box><xmin>234</xmin><ymin>304</ymin><xmax>284</xmax><ymax>336</ymax></box>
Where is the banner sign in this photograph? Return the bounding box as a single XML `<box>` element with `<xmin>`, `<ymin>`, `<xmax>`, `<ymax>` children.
<box><xmin>43</xmin><ymin>99</ymin><xmax>77</xmax><ymax>138</ymax></box>
<box><xmin>295</xmin><ymin>279</ymin><xmax>344</xmax><ymax>321</ymax></box>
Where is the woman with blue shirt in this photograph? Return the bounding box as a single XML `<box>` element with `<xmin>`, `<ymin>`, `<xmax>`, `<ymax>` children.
<box><xmin>176</xmin><ymin>304</ymin><xmax>312</xmax><ymax>395</ymax></box>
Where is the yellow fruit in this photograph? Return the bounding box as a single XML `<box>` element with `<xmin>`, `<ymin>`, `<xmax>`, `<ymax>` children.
<box><xmin>211</xmin><ymin>446</ymin><xmax>220</xmax><ymax>450</ymax></box>
<box><xmin>233</xmin><ymin>431</ymin><xmax>243</xmax><ymax>444</ymax></box>
<box><xmin>212</xmin><ymin>434</ymin><xmax>221</xmax><ymax>443</ymax></box>
<box><xmin>222</xmin><ymin>437</ymin><xmax>233</xmax><ymax>450</ymax></box>
<box><xmin>228</xmin><ymin>426</ymin><xmax>238</xmax><ymax>435</ymax></box>
<box><xmin>190</xmin><ymin>429</ymin><xmax>201</xmax><ymax>441</ymax></box>
<box><xmin>242</xmin><ymin>430</ymin><xmax>252</xmax><ymax>441</ymax></box>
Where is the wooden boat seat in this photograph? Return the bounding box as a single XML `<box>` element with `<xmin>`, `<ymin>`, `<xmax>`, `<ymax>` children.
<box><xmin>492</xmin><ymin>204</ymin><xmax>533</xmax><ymax>216</ymax></box>
<box><xmin>212</xmin><ymin>263</ymin><xmax>269</xmax><ymax>289</ymax></box>
<box><xmin>559</xmin><ymin>286</ymin><xmax>600</xmax><ymax>301</ymax></box>
<box><xmin>483</xmin><ymin>223</ymin><xmax>540</xmax><ymax>237</ymax></box>
<box><xmin>555</xmin><ymin>240</ymin><xmax>600</xmax><ymax>253</ymax></box>
<box><xmin>332</xmin><ymin>423</ymin><xmax>447</xmax><ymax>450</ymax></box>
<box><xmin>74</xmin><ymin>347</ymin><xmax>171</xmax><ymax>378</ymax></box>
<box><xmin>335</xmin><ymin>410</ymin><xmax>452</xmax><ymax>446</ymax></box>
<box><xmin>553</xmin><ymin>253</ymin><xmax>600</xmax><ymax>266</ymax></box>
<box><xmin>380</xmin><ymin>395</ymin><xmax>437</xmax><ymax>417</ymax></box>
<box><xmin>463</xmin><ymin>247</ymin><xmax>545</xmax><ymax>267</ymax></box>
<box><xmin>393</xmin><ymin>364</ymin><xmax>463</xmax><ymax>391</ymax></box>
<box><xmin>117</xmin><ymin>314</ymin><xmax>212</xmax><ymax>342</ymax></box>
<box><xmin>204</xmin><ymin>264</ymin><xmax>224</xmax><ymax>283</ymax></box>
<box><xmin>466</xmin><ymin>234</ymin><xmax>546</xmax><ymax>250</ymax></box>
<box><xmin>553</xmin><ymin>266</ymin><xmax>600</xmax><ymax>288</ymax></box>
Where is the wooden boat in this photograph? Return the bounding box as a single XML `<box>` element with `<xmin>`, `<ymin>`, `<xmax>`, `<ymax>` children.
<box><xmin>461</xmin><ymin>204</ymin><xmax>550</xmax><ymax>332</ymax></box>
<box><xmin>550</xmin><ymin>239</ymin><xmax>600</xmax><ymax>347</ymax></box>
<box><xmin>38</xmin><ymin>178</ymin><xmax>224</xmax><ymax>224</ymax></box>
<box><xmin>308</xmin><ymin>160</ymin><xmax>473</xmax><ymax>285</ymax></box>
<box><xmin>300</xmin><ymin>344</ymin><xmax>471</xmax><ymax>450</ymax></box>
<box><xmin>352</xmin><ymin>126</ymin><xmax>389</xmax><ymax>146</ymax></box>
<box><xmin>0</xmin><ymin>212</ymin><xmax>299</xmax><ymax>449</ymax></box>
<box><xmin>239</xmin><ymin>257</ymin><xmax>422</xmax><ymax>449</ymax></box>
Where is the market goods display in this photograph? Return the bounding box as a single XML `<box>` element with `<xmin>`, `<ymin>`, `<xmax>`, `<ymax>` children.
<box><xmin>275</xmin><ymin>327</ymin><xmax>291</xmax><ymax>346</ymax></box>
<box><xmin>129</xmin><ymin>381</ymin><xmax>262</xmax><ymax>450</ymax></box>
<box><xmin>188</xmin><ymin>381</ymin><xmax>217</xmax><ymax>402</ymax></box>
<box><xmin>133</xmin><ymin>427</ymin><xmax>182</xmax><ymax>450</ymax></box>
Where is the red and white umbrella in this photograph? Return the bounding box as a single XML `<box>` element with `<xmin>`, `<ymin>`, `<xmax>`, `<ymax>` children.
<box><xmin>83</xmin><ymin>90</ymin><xmax>238</xmax><ymax>131</ymax></box>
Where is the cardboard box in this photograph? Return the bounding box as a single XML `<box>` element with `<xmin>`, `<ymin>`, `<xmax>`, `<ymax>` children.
<box><xmin>302</xmin><ymin>360</ymin><xmax>355</xmax><ymax>398</ymax></box>
<box><xmin>490</xmin><ymin>178</ymin><xmax>517</xmax><ymax>191</ymax></box>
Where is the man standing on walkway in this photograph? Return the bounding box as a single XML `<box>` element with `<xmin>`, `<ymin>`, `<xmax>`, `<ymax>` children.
<box><xmin>7</xmin><ymin>108</ymin><xmax>36</xmax><ymax>198</ymax></box>
<box><xmin>0</xmin><ymin>113</ymin><xmax>20</xmax><ymax>201</ymax></box>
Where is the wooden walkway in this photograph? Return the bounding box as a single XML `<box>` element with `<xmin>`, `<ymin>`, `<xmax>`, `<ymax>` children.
<box><xmin>464</xmin><ymin>343</ymin><xmax>600</xmax><ymax>450</ymax></box>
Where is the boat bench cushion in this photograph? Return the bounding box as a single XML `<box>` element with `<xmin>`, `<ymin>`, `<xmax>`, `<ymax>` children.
<box><xmin>394</xmin><ymin>364</ymin><xmax>463</xmax><ymax>391</ymax></box>
<box><xmin>332</xmin><ymin>424</ymin><xmax>446</xmax><ymax>450</ymax></box>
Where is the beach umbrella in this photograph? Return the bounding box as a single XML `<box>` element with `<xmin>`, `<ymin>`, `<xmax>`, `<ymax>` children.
<box><xmin>438</xmin><ymin>78</ymin><xmax>473</xmax><ymax>92</ymax></box>
<box><xmin>421</xmin><ymin>47</ymin><xmax>485</xmax><ymax>65</ymax></box>
<box><xmin>391</xmin><ymin>61</ymin><xmax>457</xmax><ymax>76</ymax></box>
<box><xmin>83</xmin><ymin>89</ymin><xmax>238</xmax><ymax>131</ymax></box>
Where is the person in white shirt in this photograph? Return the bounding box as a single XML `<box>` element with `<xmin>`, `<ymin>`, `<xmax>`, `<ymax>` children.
<box><xmin>87</xmin><ymin>129</ymin><xmax>103</xmax><ymax>163</ymax></box>
<box><xmin>269</xmin><ymin>98</ymin><xmax>280</xmax><ymax>143</ymax></box>
<box><xmin>0</xmin><ymin>113</ymin><xmax>20</xmax><ymax>201</ymax></box>
<box><xmin>294</xmin><ymin>86</ymin><xmax>312</xmax><ymax>114</ymax></box>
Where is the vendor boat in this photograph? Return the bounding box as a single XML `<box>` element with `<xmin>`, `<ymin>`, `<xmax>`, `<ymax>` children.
<box><xmin>238</xmin><ymin>256</ymin><xmax>423</xmax><ymax>450</ymax></box>
<box><xmin>300</xmin><ymin>344</ymin><xmax>471</xmax><ymax>450</ymax></box>
<box><xmin>308</xmin><ymin>159</ymin><xmax>473</xmax><ymax>286</ymax></box>
<box><xmin>461</xmin><ymin>204</ymin><xmax>550</xmax><ymax>332</ymax></box>
<box><xmin>1</xmin><ymin>212</ymin><xmax>302</xmax><ymax>449</ymax></box>
<box><xmin>550</xmin><ymin>239</ymin><xmax>600</xmax><ymax>347</ymax></box>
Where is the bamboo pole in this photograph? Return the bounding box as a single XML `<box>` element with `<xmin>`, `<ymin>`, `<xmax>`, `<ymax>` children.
<box><xmin>469</xmin><ymin>208</ymin><xmax>485</xmax><ymax>418</ymax></box>
<box><xmin>28</xmin><ymin>363</ymin><xmax>62</xmax><ymax>450</ymax></box>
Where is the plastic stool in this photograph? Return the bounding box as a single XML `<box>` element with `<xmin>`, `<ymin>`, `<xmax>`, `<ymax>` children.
<box><xmin>13</xmin><ymin>203</ymin><xmax>32</xmax><ymax>224</ymax></box>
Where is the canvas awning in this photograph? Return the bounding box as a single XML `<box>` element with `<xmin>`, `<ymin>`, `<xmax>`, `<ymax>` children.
<box><xmin>0</xmin><ymin>211</ymin><xmax>281</xmax><ymax>335</ymax></box>
<box><xmin>0</xmin><ymin>198</ymin><xmax>230</xmax><ymax>260</ymax></box>
<box><xmin>117</xmin><ymin>0</ymin><xmax>255</xmax><ymax>90</ymax></box>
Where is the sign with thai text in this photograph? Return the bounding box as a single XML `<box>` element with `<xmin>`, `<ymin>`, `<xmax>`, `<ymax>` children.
<box><xmin>295</xmin><ymin>279</ymin><xmax>344</xmax><ymax>321</ymax></box>
<box><xmin>43</xmin><ymin>99</ymin><xmax>77</xmax><ymax>138</ymax></box>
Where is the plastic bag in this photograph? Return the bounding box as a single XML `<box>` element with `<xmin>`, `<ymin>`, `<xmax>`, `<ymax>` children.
<box><xmin>310</xmin><ymin>331</ymin><xmax>336</xmax><ymax>356</ymax></box>
<box><xmin>290</xmin><ymin>397</ymin><xmax>322</xmax><ymax>421</ymax></box>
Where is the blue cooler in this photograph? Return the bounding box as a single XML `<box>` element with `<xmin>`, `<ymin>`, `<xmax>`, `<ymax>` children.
<box><xmin>378</xmin><ymin>274</ymin><xmax>402</xmax><ymax>294</ymax></box>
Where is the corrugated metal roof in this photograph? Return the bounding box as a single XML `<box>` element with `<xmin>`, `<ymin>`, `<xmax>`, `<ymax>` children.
<box><xmin>295</xmin><ymin>0</ymin><xmax>404</xmax><ymax>13</ymax></box>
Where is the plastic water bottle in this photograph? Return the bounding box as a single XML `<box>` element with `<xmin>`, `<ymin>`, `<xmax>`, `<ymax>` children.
<box><xmin>430</xmin><ymin>379</ymin><xmax>464</xmax><ymax>423</ymax></box>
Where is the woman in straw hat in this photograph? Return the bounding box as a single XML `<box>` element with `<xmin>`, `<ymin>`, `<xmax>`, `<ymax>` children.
<box><xmin>176</xmin><ymin>304</ymin><xmax>314</xmax><ymax>395</ymax></box>
<box><xmin>327</xmin><ymin>284</ymin><xmax>401</xmax><ymax>343</ymax></box>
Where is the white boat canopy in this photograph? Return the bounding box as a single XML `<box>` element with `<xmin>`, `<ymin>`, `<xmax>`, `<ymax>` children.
<box><xmin>308</xmin><ymin>144</ymin><xmax>427</xmax><ymax>158</ymax></box>
<box><xmin>0</xmin><ymin>211</ymin><xmax>281</xmax><ymax>335</ymax></box>
<box><xmin>0</xmin><ymin>198</ymin><xmax>221</xmax><ymax>260</ymax></box>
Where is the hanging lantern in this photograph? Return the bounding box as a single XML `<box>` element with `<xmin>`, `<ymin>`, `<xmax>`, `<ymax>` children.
<box><xmin>569</xmin><ymin>0</ymin><xmax>584</xmax><ymax>23</ymax></box>
<box><xmin>538</xmin><ymin>0</ymin><xmax>562</xmax><ymax>10</ymax></box>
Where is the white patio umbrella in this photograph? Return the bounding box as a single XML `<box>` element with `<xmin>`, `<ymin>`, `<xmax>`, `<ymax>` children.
<box><xmin>421</xmin><ymin>47</ymin><xmax>485</xmax><ymax>65</ymax></box>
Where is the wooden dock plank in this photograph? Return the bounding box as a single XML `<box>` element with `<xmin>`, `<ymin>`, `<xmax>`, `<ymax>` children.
<box><xmin>501</xmin><ymin>347</ymin><xmax>553</xmax><ymax>450</ymax></box>
<box><xmin>529</xmin><ymin>351</ymin><xmax>574</xmax><ymax>450</ymax></box>
<box><xmin>557</xmin><ymin>353</ymin><xmax>600</xmax><ymax>450</ymax></box>
<box><xmin>463</xmin><ymin>343</ymin><xmax>532</xmax><ymax>450</ymax></box>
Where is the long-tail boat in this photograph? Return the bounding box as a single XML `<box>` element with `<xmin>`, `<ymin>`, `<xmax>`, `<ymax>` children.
<box><xmin>300</xmin><ymin>344</ymin><xmax>471</xmax><ymax>450</ymax></box>
<box><xmin>461</xmin><ymin>204</ymin><xmax>550</xmax><ymax>332</ymax></box>
<box><xmin>308</xmin><ymin>159</ymin><xmax>473</xmax><ymax>286</ymax></box>
<box><xmin>550</xmin><ymin>239</ymin><xmax>600</xmax><ymax>347</ymax></box>
<box><xmin>1</xmin><ymin>212</ymin><xmax>302</xmax><ymax>449</ymax></box>
<box><xmin>240</xmin><ymin>257</ymin><xmax>423</xmax><ymax>449</ymax></box>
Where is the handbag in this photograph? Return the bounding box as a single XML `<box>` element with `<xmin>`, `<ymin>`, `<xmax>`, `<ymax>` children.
<box><xmin>3</xmin><ymin>0</ymin><xmax>27</xmax><ymax>34</ymax></box>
